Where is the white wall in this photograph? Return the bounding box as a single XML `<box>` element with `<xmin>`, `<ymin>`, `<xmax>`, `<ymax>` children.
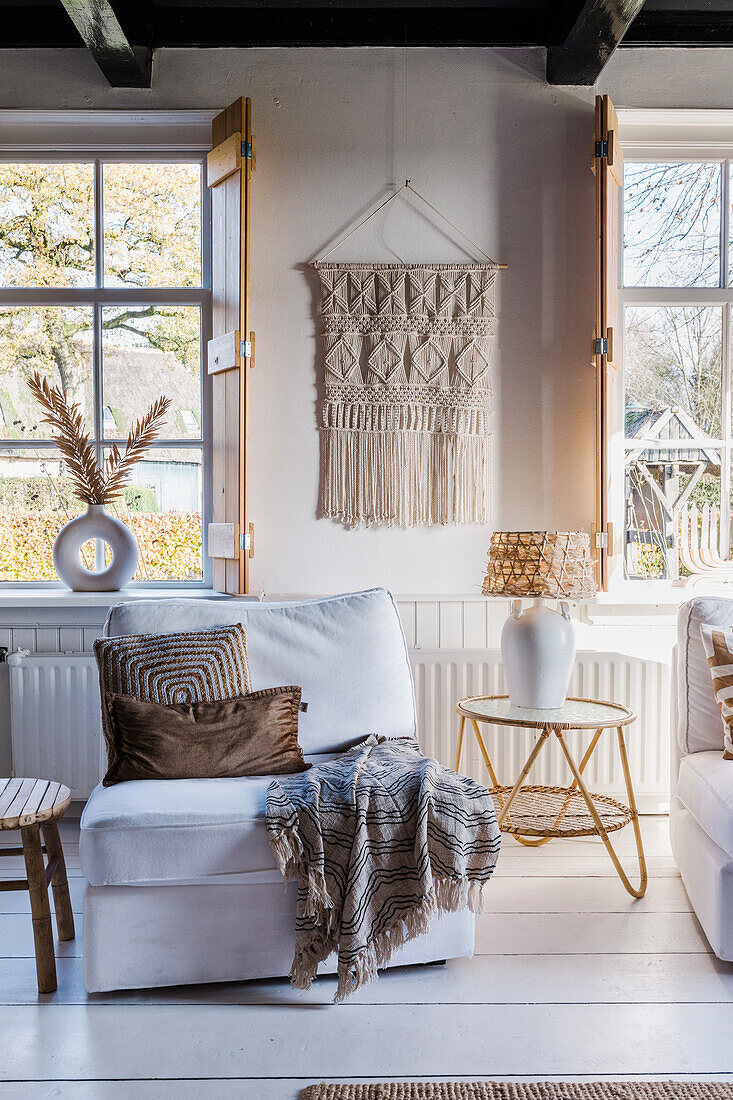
<box><xmin>0</xmin><ymin>45</ymin><xmax>731</xmax><ymax>595</ymax></box>
<box><xmin>2</xmin><ymin>45</ymin><xmax>733</xmax><ymax>595</ymax></box>
<box><xmin>4</xmin><ymin>44</ymin><xmax>724</xmax><ymax>775</ymax></box>
<box><xmin>1</xmin><ymin>46</ymin><xmax>596</xmax><ymax>596</ymax></box>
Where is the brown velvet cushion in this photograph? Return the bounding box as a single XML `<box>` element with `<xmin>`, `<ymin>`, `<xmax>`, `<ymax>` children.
<box><xmin>102</xmin><ymin>685</ymin><xmax>310</xmax><ymax>786</ymax></box>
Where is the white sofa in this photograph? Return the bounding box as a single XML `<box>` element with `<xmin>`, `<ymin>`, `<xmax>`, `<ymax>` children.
<box><xmin>80</xmin><ymin>588</ymin><xmax>475</xmax><ymax>992</ymax></box>
<box><xmin>671</xmin><ymin>595</ymin><xmax>733</xmax><ymax>960</ymax></box>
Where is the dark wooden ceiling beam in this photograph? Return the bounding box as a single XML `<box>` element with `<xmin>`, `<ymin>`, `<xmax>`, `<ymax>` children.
<box><xmin>146</xmin><ymin>6</ymin><xmax>549</xmax><ymax>48</ymax></box>
<box><xmin>624</xmin><ymin>11</ymin><xmax>733</xmax><ymax>46</ymax></box>
<box><xmin>57</xmin><ymin>1</ymin><xmax>152</xmax><ymax>86</ymax></box>
<box><xmin>547</xmin><ymin>0</ymin><xmax>646</xmax><ymax>85</ymax></box>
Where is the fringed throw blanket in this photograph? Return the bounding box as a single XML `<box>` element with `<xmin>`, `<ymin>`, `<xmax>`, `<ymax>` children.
<box><xmin>313</xmin><ymin>262</ymin><xmax>499</xmax><ymax>527</ymax></box>
<box><xmin>266</xmin><ymin>735</ymin><xmax>501</xmax><ymax>1002</ymax></box>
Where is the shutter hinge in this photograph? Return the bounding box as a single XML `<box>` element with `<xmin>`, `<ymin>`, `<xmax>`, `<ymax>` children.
<box><xmin>594</xmin><ymin>139</ymin><xmax>608</xmax><ymax>159</ymax></box>
<box><xmin>595</xmin><ymin>531</ymin><xmax>608</xmax><ymax>550</ymax></box>
<box><xmin>594</xmin><ymin>336</ymin><xmax>608</xmax><ymax>355</ymax></box>
<box><xmin>241</xmin><ymin>140</ymin><xmax>253</xmax><ymax>160</ymax></box>
<box><xmin>239</xmin><ymin>522</ymin><xmax>255</xmax><ymax>558</ymax></box>
<box><xmin>240</xmin><ymin>339</ymin><xmax>252</xmax><ymax>359</ymax></box>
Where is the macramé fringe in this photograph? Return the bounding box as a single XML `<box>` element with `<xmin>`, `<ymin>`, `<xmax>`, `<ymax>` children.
<box><xmin>269</xmin><ymin>821</ymin><xmax>487</xmax><ymax>1003</ymax></box>
<box><xmin>321</xmin><ymin>428</ymin><xmax>491</xmax><ymax>528</ymax></box>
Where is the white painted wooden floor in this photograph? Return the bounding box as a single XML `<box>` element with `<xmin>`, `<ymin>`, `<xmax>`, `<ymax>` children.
<box><xmin>1</xmin><ymin>815</ymin><xmax>732</xmax><ymax>1098</ymax></box>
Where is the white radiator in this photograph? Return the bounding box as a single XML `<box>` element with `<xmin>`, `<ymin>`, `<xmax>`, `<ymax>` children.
<box><xmin>8</xmin><ymin>652</ymin><xmax>104</xmax><ymax>799</ymax></box>
<box><xmin>410</xmin><ymin>649</ymin><xmax>671</xmax><ymax>812</ymax></box>
<box><xmin>7</xmin><ymin>648</ymin><xmax>671</xmax><ymax>810</ymax></box>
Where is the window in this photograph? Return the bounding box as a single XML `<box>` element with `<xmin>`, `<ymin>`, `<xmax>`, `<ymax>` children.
<box><xmin>621</xmin><ymin>155</ymin><xmax>733</xmax><ymax>582</ymax></box>
<box><xmin>0</xmin><ymin>155</ymin><xmax>210</xmax><ymax>584</ymax></box>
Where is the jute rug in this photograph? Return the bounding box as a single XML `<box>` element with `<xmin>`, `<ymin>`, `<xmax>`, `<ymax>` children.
<box><xmin>300</xmin><ymin>1085</ymin><xmax>733</xmax><ymax>1100</ymax></box>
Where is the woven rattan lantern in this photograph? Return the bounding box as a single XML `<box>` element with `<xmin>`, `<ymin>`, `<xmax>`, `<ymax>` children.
<box><xmin>483</xmin><ymin>531</ymin><xmax>597</xmax><ymax>710</ymax></box>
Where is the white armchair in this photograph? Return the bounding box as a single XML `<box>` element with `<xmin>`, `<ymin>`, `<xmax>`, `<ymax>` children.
<box><xmin>671</xmin><ymin>596</ymin><xmax>733</xmax><ymax>959</ymax></box>
<box><xmin>80</xmin><ymin>588</ymin><xmax>475</xmax><ymax>992</ymax></box>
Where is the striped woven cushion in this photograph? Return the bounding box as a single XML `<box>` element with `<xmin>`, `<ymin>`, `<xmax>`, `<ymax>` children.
<box><xmin>94</xmin><ymin>624</ymin><xmax>251</xmax><ymax>767</ymax></box>
<box><xmin>699</xmin><ymin>622</ymin><xmax>733</xmax><ymax>759</ymax></box>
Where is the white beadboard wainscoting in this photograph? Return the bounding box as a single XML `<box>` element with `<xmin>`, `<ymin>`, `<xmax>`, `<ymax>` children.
<box><xmin>0</xmin><ymin>593</ymin><xmax>675</xmax><ymax>808</ymax></box>
<box><xmin>411</xmin><ymin>649</ymin><xmax>671</xmax><ymax>812</ymax></box>
<box><xmin>7</xmin><ymin>647</ymin><xmax>671</xmax><ymax>808</ymax></box>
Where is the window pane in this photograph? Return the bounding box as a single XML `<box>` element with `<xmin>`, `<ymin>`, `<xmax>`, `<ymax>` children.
<box><xmin>623</xmin><ymin>162</ymin><xmax>721</xmax><ymax>288</ymax></box>
<box><xmin>103</xmin><ymin>163</ymin><xmax>201</xmax><ymax>288</ymax></box>
<box><xmin>625</xmin><ymin>447</ymin><xmax>721</xmax><ymax>580</ymax></box>
<box><xmin>106</xmin><ymin>447</ymin><xmax>203</xmax><ymax>581</ymax></box>
<box><xmin>0</xmin><ymin>306</ymin><xmax>94</xmax><ymax>440</ymax></box>
<box><xmin>625</xmin><ymin>306</ymin><xmax>722</xmax><ymax>440</ymax></box>
<box><xmin>101</xmin><ymin>306</ymin><xmax>200</xmax><ymax>439</ymax></box>
<box><xmin>0</xmin><ymin>163</ymin><xmax>94</xmax><ymax>287</ymax></box>
<box><xmin>0</xmin><ymin>448</ymin><xmax>86</xmax><ymax>581</ymax></box>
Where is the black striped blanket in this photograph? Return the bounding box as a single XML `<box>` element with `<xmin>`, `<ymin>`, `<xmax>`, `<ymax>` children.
<box><xmin>265</xmin><ymin>735</ymin><xmax>501</xmax><ymax>1002</ymax></box>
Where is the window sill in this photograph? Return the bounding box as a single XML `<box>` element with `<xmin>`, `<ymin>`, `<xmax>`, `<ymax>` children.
<box><xmin>584</xmin><ymin>578</ymin><xmax>733</xmax><ymax>624</ymax></box>
<box><xmin>0</xmin><ymin>587</ymin><xmax>224</xmax><ymax>610</ymax></box>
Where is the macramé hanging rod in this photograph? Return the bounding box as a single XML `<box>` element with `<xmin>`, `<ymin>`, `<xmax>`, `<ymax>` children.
<box><xmin>314</xmin><ymin>181</ymin><xmax>508</xmax><ymax>268</ymax></box>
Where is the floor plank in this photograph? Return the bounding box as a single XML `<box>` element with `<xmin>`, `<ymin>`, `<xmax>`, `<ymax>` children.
<box><xmin>4</xmin><ymin>1079</ymin><xmax>733</xmax><ymax>1100</ymax></box>
<box><xmin>482</xmin><ymin>875</ymin><xmax>692</xmax><ymax>913</ymax></box>
<box><xmin>1</xmin><ymin>951</ymin><xmax>732</xmax><ymax>1008</ymax></box>
<box><xmin>0</xmin><ymin>914</ymin><xmax>83</xmax><ymax>958</ymax></box>
<box><xmin>7</xmin><ymin>1079</ymin><xmax>733</xmax><ymax>1100</ymax></box>
<box><xmin>0</xmin><ymin>909</ymin><xmax>710</xmax><ymax>961</ymax></box>
<box><xmin>3</xmin><ymin>1003</ymin><xmax>733</xmax><ymax>1080</ymax></box>
<box><xmin>474</xmin><ymin>911</ymin><xmax>710</xmax><ymax>955</ymax></box>
<box><xmin>0</xmin><ymin>876</ymin><xmax>86</xmax><ymax>915</ymax></box>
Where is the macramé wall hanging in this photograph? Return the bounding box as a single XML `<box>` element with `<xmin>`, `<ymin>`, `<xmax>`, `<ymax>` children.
<box><xmin>313</xmin><ymin>182</ymin><xmax>504</xmax><ymax>528</ymax></box>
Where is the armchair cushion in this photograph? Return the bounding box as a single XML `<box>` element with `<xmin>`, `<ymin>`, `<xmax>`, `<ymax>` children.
<box><xmin>676</xmin><ymin>597</ymin><xmax>733</xmax><ymax>755</ymax></box>
<box><xmin>104</xmin><ymin>589</ymin><xmax>416</xmax><ymax>756</ymax></box>
<box><xmin>81</xmin><ymin>758</ymin><xmax>335</xmax><ymax>885</ymax></box>
<box><xmin>676</xmin><ymin>750</ymin><xmax>733</xmax><ymax>858</ymax></box>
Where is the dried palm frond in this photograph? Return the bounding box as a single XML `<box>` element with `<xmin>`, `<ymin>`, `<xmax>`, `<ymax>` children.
<box><xmin>27</xmin><ymin>371</ymin><xmax>106</xmax><ymax>504</ymax></box>
<box><xmin>103</xmin><ymin>396</ymin><xmax>172</xmax><ymax>502</ymax></box>
<box><xmin>27</xmin><ymin>372</ymin><xmax>171</xmax><ymax>506</ymax></box>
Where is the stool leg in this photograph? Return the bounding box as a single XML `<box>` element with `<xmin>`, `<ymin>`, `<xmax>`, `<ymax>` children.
<box><xmin>21</xmin><ymin>824</ymin><xmax>56</xmax><ymax>994</ymax></box>
<box><xmin>42</xmin><ymin>822</ymin><xmax>75</xmax><ymax>942</ymax></box>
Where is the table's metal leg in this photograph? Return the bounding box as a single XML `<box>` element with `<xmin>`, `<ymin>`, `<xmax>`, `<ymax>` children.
<box><xmin>554</xmin><ymin>728</ymin><xmax>647</xmax><ymax>898</ymax></box>
<box><xmin>549</xmin><ymin>726</ymin><xmax>604</xmax><ymax>831</ymax></box>
<box><xmin>615</xmin><ymin>725</ymin><xmax>648</xmax><ymax>898</ymax></box>
<box><xmin>462</xmin><ymin>716</ymin><xmax>551</xmax><ymax>844</ymax></box>
<box><xmin>497</xmin><ymin>726</ymin><xmax>552</xmax><ymax>829</ymax></box>
<box><xmin>454</xmin><ymin>715</ymin><xmax>467</xmax><ymax>773</ymax></box>
<box><xmin>512</xmin><ymin>830</ymin><xmax>554</xmax><ymax>847</ymax></box>
<box><xmin>470</xmin><ymin>719</ymin><xmax>501</xmax><ymax>787</ymax></box>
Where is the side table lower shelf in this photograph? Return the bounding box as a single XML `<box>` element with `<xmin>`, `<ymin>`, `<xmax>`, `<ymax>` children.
<box><xmin>489</xmin><ymin>784</ymin><xmax>634</xmax><ymax>839</ymax></box>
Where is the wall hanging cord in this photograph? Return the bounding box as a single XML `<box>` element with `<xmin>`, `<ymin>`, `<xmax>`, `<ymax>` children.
<box><xmin>314</xmin><ymin>181</ymin><xmax>507</xmax><ymax>267</ymax></box>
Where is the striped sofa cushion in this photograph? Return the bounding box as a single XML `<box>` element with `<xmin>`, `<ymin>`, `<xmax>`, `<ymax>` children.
<box><xmin>699</xmin><ymin>622</ymin><xmax>733</xmax><ymax>759</ymax></box>
<box><xmin>94</xmin><ymin>624</ymin><xmax>251</xmax><ymax>767</ymax></box>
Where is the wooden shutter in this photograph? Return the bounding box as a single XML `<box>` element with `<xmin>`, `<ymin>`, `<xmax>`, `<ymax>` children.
<box><xmin>591</xmin><ymin>93</ymin><xmax>623</xmax><ymax>591</ymax></box>
<box><xmin>207</xmin><ymin>97</ymin><xmax>255</xmax><ymax>594</ymax></box>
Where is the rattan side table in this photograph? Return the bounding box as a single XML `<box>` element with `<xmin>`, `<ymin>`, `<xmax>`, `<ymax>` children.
<box><xmin>455</xmin><ymin>695</ymin><xmax>647</xmax><ymax>898</ymax></box>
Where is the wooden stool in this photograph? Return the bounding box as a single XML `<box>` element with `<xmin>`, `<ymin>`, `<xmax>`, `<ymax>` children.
<box><xmin>0</xmin><ymin>778</ymin><xmax>75</xmax><ymax>993</ymax></box>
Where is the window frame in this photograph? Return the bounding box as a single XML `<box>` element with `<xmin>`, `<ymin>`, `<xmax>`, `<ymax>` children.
<box><xmin>617</xmin><ymin>136</ymin><xmax>733</xmax><ymax>587</ymax></box>
<box><xmin>0</xmin><ymin>142</ymin><xmax>213</xmax><ymax>590</ymax></box>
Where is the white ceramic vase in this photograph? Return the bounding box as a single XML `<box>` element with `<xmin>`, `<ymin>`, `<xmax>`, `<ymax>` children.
<box><xmin>53</xmin><ymin>504</ymin><xmax>138</xmax><ymax>592</ymax></box>
<box><xmin>500</xmin><ymin>597</ymin><xmax>576</xmax><ymax>709</ymax></box>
